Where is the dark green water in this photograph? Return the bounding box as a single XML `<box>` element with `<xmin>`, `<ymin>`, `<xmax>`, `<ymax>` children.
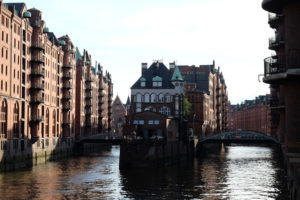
<box><xmin>0</xmin><ymin>145</ymin><xmax>289</xmax><ymax>199</ymax></box>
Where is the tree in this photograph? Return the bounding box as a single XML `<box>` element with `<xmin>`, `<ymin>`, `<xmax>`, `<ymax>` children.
<box><xmin>183</xmin><ymin>92</ymin><xmax>191</xmax><ymax>117</ymax></box>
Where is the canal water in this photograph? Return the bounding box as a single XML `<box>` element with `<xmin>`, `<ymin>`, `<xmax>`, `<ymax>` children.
<box><xmin>0</xmin><ymin>145</ymin><xmax>289</xmax><ymax>199</ymax></box>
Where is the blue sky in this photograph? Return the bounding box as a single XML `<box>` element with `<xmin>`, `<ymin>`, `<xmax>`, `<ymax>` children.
<box><xmin>5</xmin><ymin>0</ymin><xmax>273</xmax><ymax>104</ymax></box>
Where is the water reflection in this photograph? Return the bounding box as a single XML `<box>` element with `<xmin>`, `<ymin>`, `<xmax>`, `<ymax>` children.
<box><xmin>0</xmin><ymin>145</ymin><xmax>289</xmax><ymax>199</ymax></box>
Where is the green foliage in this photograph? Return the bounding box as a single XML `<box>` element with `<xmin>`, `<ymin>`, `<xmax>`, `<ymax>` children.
<box><xmin>183</xmin><ymin>93</ymin><xmax>191</xmax><ymax>117</ymax></box>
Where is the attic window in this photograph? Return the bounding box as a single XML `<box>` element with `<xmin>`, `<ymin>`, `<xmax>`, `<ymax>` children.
<box><xmin>152</xmin><ymin>76</ymin><xmax>162</xmax><ymax>87</ymax></box>
<box><xmin>140</xmin><ymin>77</ymin><xmax>146</xmax><ymax>87</ymax></box>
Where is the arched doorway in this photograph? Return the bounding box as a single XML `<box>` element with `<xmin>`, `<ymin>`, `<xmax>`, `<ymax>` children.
<box><xmin>0</xmin><ymin>100</ymin><xmax>7</xmax><ymax>138</ymax></box>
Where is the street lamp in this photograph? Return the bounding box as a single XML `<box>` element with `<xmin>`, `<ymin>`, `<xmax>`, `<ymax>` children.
<box><xmin>192</xmin><ymin>113</ymin><xmax>196</xmax><ymax>138</ymax></box>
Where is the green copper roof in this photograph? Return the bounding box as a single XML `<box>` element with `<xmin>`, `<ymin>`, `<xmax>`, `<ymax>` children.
<box><xmin>152</xmin><ymin>76</ymin><xmax>162</xmax><ymax>82</ymax></box>
<box><xmin>171</xmin><ymin>66</ymin><xmax>183</xmax><ymax>81</ymax></box>
<box><xmin>23</xmin><ymin>11</ymin><xmax>31</xmax><ymax>18</ymax></box>
<box><xmin>140</xmin><ymin>77</ymin><xmax>146</xmax><ymax>82</ymax></box>
<box><xmin>70</xmin><ymin>49</ymin><xmax>74</xmax><ymax>54</ymax></box>
<box><xmin>75</xmin><ymin>47</ymin><xmax>82</xmax><ymax>64</ymax></box>
<box><xmin>59</xmin><ymin>40</ymin><xmax>66</xmax><ymax>46</ymax></box>
<box><xmin>85</xmin><ymin>61</ymin><xmax>90</xmax><ymax>65</ymax></box>
<box><xmin>43</xmin><ymin>27</ymin><xmax>49</xmax><ymax>33</ymax></box>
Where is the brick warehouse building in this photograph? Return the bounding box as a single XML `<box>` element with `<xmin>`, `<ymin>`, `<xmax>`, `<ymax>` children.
<box><xmin>228</xmin><ymin>95</ymin><xmax>271</xmax><ymax>135</ymax></box>
<box><xmin>262</xmin><ymin>0</ymin><xmax>300</xmax><ymax>152</ymax></box>
<box><xmin>0</xmin><ymin>0</ymin><xmax>113</xmax><ymax>168</ymax></box>
<box><xmin>177</xmin><ymin>61</ymin><xmax>229</xmax><ymax>137</ymax></box>
<box><xmin>124</xmin><ymin>61</ymin><xmax>185</xmax><ymax>140</ymax></box>
<box><xmin>112</xmin><ymin>95</ymin><xmax>126</xmax><ymax>135</ymax></box>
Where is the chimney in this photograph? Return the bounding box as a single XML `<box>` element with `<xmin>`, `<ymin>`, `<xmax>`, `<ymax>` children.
<box><xmin>141</xmin><ymin>63</ymin><xmax>147</xmax><ymax>75</ymax></box>
<box><xmin>169</xmin><ymin>62</ymin><xmax>175</xmax><ymax>69</ymax></box>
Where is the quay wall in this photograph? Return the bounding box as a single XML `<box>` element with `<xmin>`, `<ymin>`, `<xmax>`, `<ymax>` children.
<box><xmin>0</xmin><ymin>137</ymin><xmax>110</xmax><ymax>172</ymax></box>
<box><xmin>119</xmin><ymin>140</ymin><xmax>194</xmax><ymax>169</ymax></box>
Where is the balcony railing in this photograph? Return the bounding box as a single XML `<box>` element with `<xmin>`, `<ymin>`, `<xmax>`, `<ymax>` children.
<box><xmin>269</xmin><ymin>36</ymin><xmax>284</xmax><ymax>50</ymax></box>
<box><xmin>62</xmin><ymin>64</ymin><xmax>72</xmax><ymax>69</ymax></box>
<box><xmin>30</xmin><ymin>95</ymin><xmax>44</xmax><ymax>104</ymax></box>
<box><xmin>62</xmin><ymin>119</ymin><xmax>71</xmax><ymax>126</ymax></box>
<box><xmin>62</xmin><ymin>82</ymin><xmax>72</xmax><ymax>89</ymax></box>
<box><xmin>31</xmin><ymin>55</ymin><xmax>45</xmax><ymax>63</ymax></box>
<box><xmin>30</xmin><ymin>115</ymin><xmax>43</xmax><ymax>122</ymax></box>
<box><xmin>62</xmin><ymin>93</ymin><xmax>72</xmax><ymax>100</ymax></box>
<box><xmin>264</xmin><ymin>57</ymin><xmax>286</xmax><ymax>76</ymax></box>
<box><xmin>85</xmin><ymin>93</ymin><xmax>92</xmax><ymax>99</ymax></box>
<box><xmin>62</xmin><ymin>103</ymin><xmax>72</xmax><ymax>110</ymax></box>
<box><xmin>85</xmin><ymin>85</ymin><xmax>92</xmax><ymax>90</ymax></box>
<box><xmin>31</xmin><ymin>41</ymin><xmax>45</xmax><ymax>50</ymax></box>
<box><xmin>30</xmin><ymin>66</ymin><xmax>45</xmax><ymax>77</ymax></box>
<box><xmin>268</xmin><ymin>13</ymin><xmax>281</xmax><ymax>28</ymax></box>
<box><xmin>62</xmin><ymin>71</ymin><xmax>72</xmax><ymax>79</ymax></box>
<box><xmin>31</xmin><ymin>82</ymin><xmax>44</xmax><ymax>90</ymax></box>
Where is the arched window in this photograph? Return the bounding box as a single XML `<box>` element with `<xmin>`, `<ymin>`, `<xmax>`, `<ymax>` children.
<box><xmin>0</xmin><ymin>100</ymin><xmax>7</xmax><ymax>138</ymax></box>
<box><xmin>144</xmin><ymin>93</ymin><xmax>150</xmax><ymax>103</ymax></box>
<box><xmin>52</xmin><ymin>110</ymin><xmax>56</xmax><ymax>137</ymax></box>
<box><xmin>165</xmin><ymin>95</ymin><xmax>172</xmax><ymax>103</ymax></box>
<box><xmin>45</xmin><ymin>109</ymin><xmax>49</xmax><ymax>138</ymax></box>
<box><xmin>136</xmin><ymin>93</ymin><xmax>142</xmax><ymax>103</ymax></box>
<box><xmin>151</xmin><ymin>94</ymin><xmax>156</xmax><ymax>103</ymax></box>
<box><xmin>158</xmin><ymin>94</ymin><xmax>164</xmax><ymax>103</ymax></box>
<box><xmin>13</xmin><ymin>102</ymin><xmax>19</xmax><ymax>138</ymax></box>
<box><xmin>159</xmin><ymin>106</ymin><xmax>170</xmax><ymax>116</ymax></box>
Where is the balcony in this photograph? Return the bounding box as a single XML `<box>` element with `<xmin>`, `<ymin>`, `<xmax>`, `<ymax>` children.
<box><xmin>99</xmin><ymin>86</ymin><xmax>104</xmax><ymax>91</ymax></box>
<box><xmin>85</xmin><ymin>100</ymin><xmax>92</xmax><ymax>108</ymax></box>
<box><xmin>31</xmin><ymin>41</ymin><xmax>45</xmax><ymax>50</ymax></box>
<box><xmin>30</xmin><ymin>66</ymin><xmax>45</xmax><ymax>77</ymax></box>
<box><xmin>269</xmin><ymin>36</ymin><xmax>284</xmax><ymax>50</ymax></box>
<box><xmin>62</xmin><ymin>71</ymin><xmax>72</xmax><ymax>79</ymax></box>
<box><xmin>62</xmin><ymin>93</ymin><xmax>72</xmax><ymax>100</ymax></box>
<box><xmin>85</xmin><ymin>85</ymin><xmax>92</xmax><ymax>91</ymax></box>
<box><xmin>262</xmin><ymin>0</ymin><xmax>285</xmax><ymax>13</ymax></box>
<box><xmin>85</xmin><ymin>77</ymin><xmax>92</xmax><ymax>83</ymax></box>
<box><xmin>270</xmin><ymin>97</ymin><xmax>285</xmax><ymax>109</ymax></box>
<box><xmin>31</xmin><ymin>82</ymin><xmax>44</xmax><ymax>90</ymax></box>
<box><xmin>85</xmin><ymin>93</ymin><xmax>92</xmax><ymax>99</ymax></box>
<box><xmin>263</xmin><ymin>57</ymin><xmax>286</xmax><ymax>83</ymax></box>
<box><xmin>268</xmin><ymin>13</ymin><xmax>282</xmax><ymax>28</ymax></box>
<box><xmin>62</xmin><ymin>119</ymin><xmax>71</xmax><ymax>126</ymax></box>
<box><xmin>30</xmin><ymin>95</ymin><xmax>44</xmax><ymax>104</ymax></box>
<box><xmin>62</xmin><ymin>82</ymin><xmax>72</xmax><ymax>89</ymax></box>
<box><xmin>30</xmin><ymin>115</ymin><xmax>43</xmax><ymax>123</ymax></box>
<box><xmin>31</xmin><ymin>55</ymin><xmax>45</xmax><ymax>63</ymax></box>
<box><xmin>62</xmin><ymin>64</ymin><xmax>72</xmax><ymax>69</ymax></box>
<box><xmin>62</xmin><ymin>103</ymin><xmax>72</xmax><ymax>110</ymax></box>
<box><xmin>86</xmin><ymin>109</ymin><xmax>92</xmax><ymax>115</ymax></box>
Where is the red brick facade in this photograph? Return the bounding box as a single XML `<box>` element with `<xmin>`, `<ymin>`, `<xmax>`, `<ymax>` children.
<box><xmin>228</xmin><ymin>95</ymin><xmax>271</xmax><ymax>135</ymax></box>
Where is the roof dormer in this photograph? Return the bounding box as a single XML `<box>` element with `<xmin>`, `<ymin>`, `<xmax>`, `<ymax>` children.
<box><xmin>152</xmin><ymin>76</ymin><xmax>162</xmax><ymax>87</ymax></box>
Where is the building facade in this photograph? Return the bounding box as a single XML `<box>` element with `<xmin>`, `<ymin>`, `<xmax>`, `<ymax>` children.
<box><xmin>112</xmin><ymin>95</ymin><xmax>126</xmax><ymax>135</ymax></box>
<box><xmin>262</xmin><ymin>0</ymin><xmax>300</xmax><ymax>152</ymax></box>
<box><xmin>177</xmin><ymin>61</ymin><xmax>228</xmax><ymax>137</ymax></box>
<box><xmin>0</xmin><ymin>1</ymin><xmax>113</xmax><ymax>169</ymax></box>
<box><xmin>228</xmin><ymin>95</ymin><xmax>271</xmax><ymax>135</ymax></box>
<box><xmin>125</xmin><ymin>61</ymin><xmax>185</xmax><ymax>140</ymax></box>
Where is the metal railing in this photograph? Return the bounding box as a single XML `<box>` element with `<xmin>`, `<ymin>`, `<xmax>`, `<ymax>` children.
<box><xmin>31</xmin><ymin>66</ymin><xmax>45</xmax><ymax>76</ymax></box>
<box><xmin>264</xmin><ymin>56</ymin><xmax>286</xmax><ymax>76</ymax></box>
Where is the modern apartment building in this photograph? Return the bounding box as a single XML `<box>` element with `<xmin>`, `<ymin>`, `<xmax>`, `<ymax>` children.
<box><xmin>262</xmin><ymin>0</ymin><xmax>300</xmax><ymax>152</ymax></box>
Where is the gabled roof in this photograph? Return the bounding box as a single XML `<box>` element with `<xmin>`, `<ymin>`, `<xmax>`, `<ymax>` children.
<box><xmin>47</xmin><ymin>32</ymin><xmax>59</xmax><ymax>46</ymax></box>
<box><xmin>4</xmin><ymin>3</ymin><xmax>26</xmax><ymax>17</ymax></box>
<box><xmin>76</xmin><ymin>47</ymin><xmax>82</xmax><ymax>65</ymax></box>
<box><xmin>171</xmin><ymin>66</ymin><xmax>183</xmax><ymax>81</ymax></box>
<box><xmin>126</xmin><ymin>96</ymin><xmax>131</xmax><ymax>105</ymax></box>
<box><xmin>131</xmin><ymin>62</ymin><xmax>174</xmax><ymax>89</ymax></box>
